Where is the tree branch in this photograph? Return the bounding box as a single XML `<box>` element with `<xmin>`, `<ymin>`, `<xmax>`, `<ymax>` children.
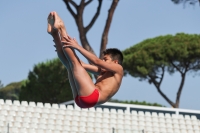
<box><xmin>85</xmin><ymin>0</ymin><xmax>102</xmax><ymax>33</ymax></box>
<box><xmin>171</xmin><ymin>61</ymin><xmax>182</xmax><ymax>74</ymax></box>
<box><xmin>188</xmin><ymin>60</ymin><xmax>200</xmax><ymax>71</ymax></box>
<box><xmin>68</xmin><ymin>0</ymin><xmax>78</xmax><ymax>8</ymax></box>
<box><xmin>63</xmin><ymin>0</ymin><xmax>77</xmax><ymax>19</ymax></box>
<box><xmin>99</xmin><ymin>0</ymin><xmax>119</xmax><ymax>59</ymax></box>
<box><xmin>148</xmin><ymin>71</ymin><xmax>175</xmax><ymax>107</ymax></box>
<box><xmin>159</xmin><ymin>66</ymin><xmax>165</xmax><ymax>86</ymax></box>
<box><xmin>79</xmin><ymin>0</ymin><xmax>85</xmax><ymax>9</ymax></box>
<box><xmin>85</xmin><ymin>0</ymin><xmax>93</xmax><ymax>6</ymax></box>
<box><xmin>66</xmin><ymin>0</ymin><xmax>96</xmax><ymax>58</ymax></box>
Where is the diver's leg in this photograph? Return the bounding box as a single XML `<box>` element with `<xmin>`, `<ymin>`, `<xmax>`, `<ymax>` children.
<box><xmin>48</xmin><ymin>13</ymin><xmax>78</xmax><ymax>98</ymax></box>
<box><xmin>52</xmin><ymin>11</ymin><xmax>96</xmax><ymax>96</ymax></box>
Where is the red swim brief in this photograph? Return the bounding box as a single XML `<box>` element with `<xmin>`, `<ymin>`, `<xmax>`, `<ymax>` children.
<box><xmin>75</xmin><ymin>89</ymin><xmax>99</xmax><ymax>108</ymax></box>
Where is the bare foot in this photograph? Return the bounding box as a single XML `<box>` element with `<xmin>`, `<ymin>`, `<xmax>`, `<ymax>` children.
<box><xmin>52</xmin><ymin>12</ymin><xmax>67</xmax><ymax>37</ymax></box>
<box><xmin>47</xmin><ymin>12</ymin><xmax>57</xmax><ymax>35</ymax></box>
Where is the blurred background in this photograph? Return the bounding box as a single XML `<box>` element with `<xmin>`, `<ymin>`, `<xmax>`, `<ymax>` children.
<box><xmin>0</xmin><ymin>0</ymin><xmax>199</xmax><ymax>109</ymax></box>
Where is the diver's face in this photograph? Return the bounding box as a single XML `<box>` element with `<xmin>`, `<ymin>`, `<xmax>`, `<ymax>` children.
<box><xmin>101</xmin><ymin>54</ymin><xmax>118</xmax><ymax>72</ymax></box>
<box><xmin>102</xmin><ymin>54</ymin><xmax>113</xmax><ymax>63</ymax></box>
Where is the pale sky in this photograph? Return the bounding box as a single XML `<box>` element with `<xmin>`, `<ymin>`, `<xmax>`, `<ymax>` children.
<box><xmin>0</xmin><ymin>1</ymin><xmax>200</xmax><ymax>110</ymax></box>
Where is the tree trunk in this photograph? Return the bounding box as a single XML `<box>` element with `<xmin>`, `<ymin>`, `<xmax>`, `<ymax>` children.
<box><xmin>148</xmin><ymin>69</ymin><xmax>176</xmax><ymax>108</ymax></box>
<box><xmin>63</xmin><ymin>0</ymin><xmax>119</xmax><ymax>79</ymax></box>
<box><xmin>77</xmin><ymin>24</ymin><xmax>96</xmax><ymax>56</ymax></box>
<box><xmin>99</xmin><ymin>0</ymin><xmax>119</xmax><ymax>59</ymax></box>
<box><xmin>175</xmin><ymin>73</ymin><xmax>186</xmax><ymax>108</ymax></box>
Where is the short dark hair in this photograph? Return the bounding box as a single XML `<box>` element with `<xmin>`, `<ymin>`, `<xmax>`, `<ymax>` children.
<box><xmin>103</xmin><ymin>48</ymin><xmax>123</xmax><ymax>65</ymax></box>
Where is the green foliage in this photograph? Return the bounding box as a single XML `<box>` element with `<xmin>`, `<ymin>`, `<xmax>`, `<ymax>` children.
<box><xmin>108</xmin><ymin>99</ymin><xmax>165</xmax><ymax>107</ymax></box>
<box><xmin>0</xmin><ymin>80</ymin><xmax>3</xmax><ymax>89</ymax></box>
<box><xmin>123</xmin><ymin>33</ymin><xmax>200</xmax><ymax>108</ymax></box>
<box><xmin>171</xmin><ymin>0</ymin><xmax>199</xmax><ymax>5</ymax></box>
<box><xmin>19</xmin><ymin>58</ymin><xmax>73</xmax><ymax>104</ymax></box>
<box><xmin>123</xmin><ymin>33</ymin><xmax>200</xmax><ymax>80</ymax></box>
<box><xmin>0</xmin><ymin>81</ymin><xmax>24</xmax><ymax>100</ymax></box>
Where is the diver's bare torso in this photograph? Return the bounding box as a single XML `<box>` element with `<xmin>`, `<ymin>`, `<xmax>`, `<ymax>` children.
<box><xmin>95</xmin><ymin>70</ymin><xmax>123</xmax><ymax>104</ymax></box>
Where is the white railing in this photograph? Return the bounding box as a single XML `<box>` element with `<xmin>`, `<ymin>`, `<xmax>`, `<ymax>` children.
<box><xmin>61</xmin><ymin>100</ymin><xmax>200</xmax><ymax>119</ymax></box>
<box><xmin>102</xmin><ymin>102</ymin><xmax>200</xmax><ymax>116</ymax></box>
